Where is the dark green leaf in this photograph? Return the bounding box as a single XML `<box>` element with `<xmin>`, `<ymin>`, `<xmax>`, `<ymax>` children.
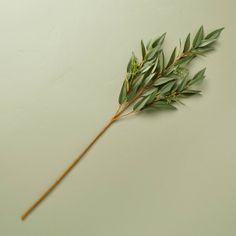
<box><xmin>159</xmin><ymin>81</ymin><xmax>176</xmax><ymax>94</ymax></box>
<box><xmin>141</xmin><ymin>40</ymin><xmax>146</xmax><ymax>60</ymax></box>
<box><xmin>188</xmin><ymin>68</ymin><xmax>206</xmax><ymax>86</ymax></box>
<box><xmin>118</xmin><ymin>80</ymin><xmax>128</xmax><ymax>104</ymax></box>
<box><xmin>126</xmin><ymin>82</ymin><xmax>139</xmax><ymax>101</ymax></box>
<box><xmin>140</xmin><ymin>60</ymin><xmax>155</xmax><ymax>73</ymax></box>
<box><xmin>154</xmin><ymin>77</ymin><xmax>176</xmax><ymax>86</ymax></box>
<box><xmin>142</xmin><ymin>87</ymin><xmax>158</xmax><ymax>97</ymax></box>
<box><xmin>166</xmin><ymin>47</ymin><xmax>177</xmax><ymax>68</ymax></box>
<box><xmin>200</xmin><ymin>38</ymin><xmax>217</xmax><ymax>47</ymax></box>
<box><xmin>146</xmin><ymin>46</ymin><xmax>161</xmax><ymax>61</ymax></box>
<box><xmin>175</xmin><ymin>55</ymin><xmax>194</xmax><ymax>66</ymax></box>
<box><xmin>126</xmin><ymin>52</ymin><xmax>138</xmax><ymax>73</ymax></box>
<box><xmin>205</xmin><ymin>27</ymin><xmax>224</xmax><ymax>40</ymax></box>
<box><xmin>193</xmin><ymin>26</ymin><xmax>204</xmax><ymax>48</ymax></box>
<box><xmin>133</xmin><ymin>96</ymin><xmax>150</xmax><ymax>111</ymax></box>
<box><xmin>192</xmin><ymin>46</ymin><xmax>214</xmax><ymax>55</ymax></box>
<box><xmin>151</xmin><ymin>58</ymin><xmax>159</xmax><ymax>73</ymax></box>
<box><xmin>178</xmin><ymin>76</ymin><xmax>188</xmax><ymax>91</ymax></box>
<box><xmin>150</xmin><ymin>101</ymin><xmax>176</xmax><ymax>109</ymax></box>
<box><xmin>183</xmin><ymin>33</ymin><xmax>191</xmax><ymax>53</ymax></box>
<box><xmin>143</xmin><ymin>73</ymin><xmax>156</xmax><ymax>85</ymax></box>
<box><xmin>152</xmin><ymin>33</ymin><xmax>166</xmax><ymax>48</ymax></box>
<box><xmin>181</xmin><ymin>89</ymin><xmax>201</xmax><ymax>95</ymax></box>
<box><xmin>157</xmin><ymin>51</ymin><xmax>165</xmax><ymax>73</ymax></box>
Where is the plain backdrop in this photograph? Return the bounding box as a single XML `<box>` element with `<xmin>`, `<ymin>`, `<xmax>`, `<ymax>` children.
<box><xmin>0</xmin><ymin>0</ymin><xmax>235</xmax><ymax>235</ymax></box>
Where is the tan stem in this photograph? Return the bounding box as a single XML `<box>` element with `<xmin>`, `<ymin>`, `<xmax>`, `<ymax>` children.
<box><xmin>21</xmin><ymin>114</ymin><xmax>118</xmax><ymax>221</ymax></box>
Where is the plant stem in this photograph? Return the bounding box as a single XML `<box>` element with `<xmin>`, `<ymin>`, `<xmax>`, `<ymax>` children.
<box><xmin>21</xmin><ymin>111</ymin><xmax>121</xmax><ymax>221</ymax></box>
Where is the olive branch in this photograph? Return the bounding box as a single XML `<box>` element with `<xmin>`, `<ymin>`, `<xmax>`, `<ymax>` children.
<box><xmin>21</xmin><ymin>26</ymin><xmax>223</xmax><ymax>220</ymax></box>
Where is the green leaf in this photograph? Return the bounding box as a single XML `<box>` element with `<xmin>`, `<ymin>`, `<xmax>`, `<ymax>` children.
<box><xmin>157</xmin><ymin>51</ymin><xmax>165</xmax><ymax>73</ymax></box>
<box><xmin>193</xmin><ymin>26</ymin><xmax>204</xmax><ymax>48</ymax></box>
<box><xmin>200</xmin><ymin>38</ymin><xmax>217</xmax><ymax>47</ymax></box>
<box><xmin>126</xmin><ymin>82</ymin><xmax>139</xmax><ymax>101</ymax></box>
<box><xmin>159</xmin><ymin>81</ymin><xmax>176</xmax><ymax>94</ymax></box>
<box><xmin>133</xmin><ymin>96</ymin><xmax>150</xmax><ymax>111</ymax></box>
<box><xmin>140</xmin><ymin>60</ymin><xmax>155</xmax><ymax>73</ymax></box>
<box><xmin>205</xmin><ymin>27</ymin><xmax>224</xmax><ymax>40</ymax></box>
<box><xmin>118</xmin><ymin>80</ymin><xmax>128</xmax><ymax>104</ymax></box>
<box><xmin>183</xmin><ymin>33</ymin><xmax>191</xmax><ymax>53</ymax></box>
<box><xmin>142</xmin><ymin>87</ymin><xmax>158</xmax><ymax>97</ymax></box>
<box><xmin>181</xmin><ymin>89</ymin><xmax>201</xmax><ymax>95</ymax></box>
<box><xmin>152</xmin><ymin>33</ymin><xmax>166</xmax><ymax>48</ymax></box>
<box><xmin>141</xmin><ymin>40</ymin><xmax>146</xmax><ymax>60</ymax></box>
<box><xmin>151</xmin><ymin>58</ymin><xmax>159</xmax><ymax>73</ymax></box>
<box><xmin>126</xmin><ymin>52</ymin><xmax>137</xmax><ymax>73</ymax></box>
<box><xmin>143</xmin><ymin>73</ymin><xmax>156</xmax><ymax>85</ymax></box>
<box><xmin>150</xmin><ymin>101</ymin><xmax>176</xmax><ymax>109</ymax></box>
<box><xmin>154</xmin><ymin>77</ymin><xmax>176</xmax><ymax>86</ymax></box>
<box><xmin>192</xmin><ymin>47</ymin><xmax>214</xmax><ymax>55</ymax></box>
<box><xmin>175</xmin><ymin>55</ymin><xmax>194</xmax><ymax>66</ymax></box>
<box><xmin>178</xmin><ymin>76</ymin><xmax>188</xmax><ymax>91</ymax></box>
<box><xmin>146</xmin><ymin>46</ymin><xmax>161</xmax><ymax>61</ymax></box>
<box><xmin>188</xmin><ymin>68</ymin><xmax>206</xmax><ymax>86</ymax></box>
<box><xmin>166</xmin><ymin>47</ymin><xmax>177</xmax><ymax>68</ymax></box>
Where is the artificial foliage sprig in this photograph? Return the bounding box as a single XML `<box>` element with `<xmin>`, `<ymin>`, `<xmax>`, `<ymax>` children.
<box><xmin>21</xmin><ymin>26</ymin><xmax>223</xmax><ymax>220</ymax></box>
<box><xmin>118</xmin><ymin>26</ymin><xmax>224</xmax><ymax>115</ymax></box>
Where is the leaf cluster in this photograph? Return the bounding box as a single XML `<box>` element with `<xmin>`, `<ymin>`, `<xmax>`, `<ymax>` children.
<box><xmin>118</xmin><ymin>26</ymin><xmax>224</xmax><ymax>112</ymax></box>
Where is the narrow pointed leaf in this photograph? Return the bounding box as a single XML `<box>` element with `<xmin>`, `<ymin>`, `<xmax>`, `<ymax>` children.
<box><xmin>178</xmin><ymin>76</ymin><xmax>188</xmax><ymax>91</ymax></box>
<box><xmin>133</xmin><ymin>96</ymin><xmax>150</xmax><ymax>111</ymax></box>
<box><xmin>143</xmin><ymin>73</ymin><xmax>156</xmax><ymax>85</ymax></box>
<box><xmin>183</xmin><ymin>33</ymin><xmax>191</xmax><ymax>52</ymax></box>
<box><xmin>158</xmin><ymin>51</ymin><xmax>165</xmax><ymax>73</ymax></box>
<box><xmin>181</xmin><ymin>89</ymin><xmax>201</xmax><ymax>95</ymax></box>
<box><xmin>152</xmin><ymin>33</ymin><xmax>166</xmax><ymax>48</ymax></box>
<box><xmin>118</xmin><ymin>80</ymin><xmax>128</xmax><ymax>104</ymax></box>
<box><xmin>159</xmin><ymin>81</ymin><xmax>176</xmax><ymax>94</ymax></box>
<box><xmin>205</xmin><ymin>27</ymin><xmax>224</xmax><ymax>40</ymax></box>
<box><xmin>141</xmin><ymin>40</ymin><xmax>146</xmax><ymax>60</ymax></box>
<box><xmin>154</xmin><ymin>77</ymin><xmax>176</xmax><ymax>86</ymax></box>
<box><xmin>142</xmin><ymin>87</ymin><xmax>158</xmax><ymax>97</ymax></box>
<box><xmin>193</xmin><ymin>26</ymin><xmax>204</xmax><ymax>48</ymax></box>
<box><xmin>150</xmin><ymin>101</ymin><xmax>176</xmax><ymax>109</ymax></box>
<box><xmin>166</xmin><ymin>47</ymin><xmax>177</xmax><ymax>68</ymax></box>
<box><xmin>188</xmin><ymin>68</ymin><xmax>206</xmax><ymax>86</ymax></box>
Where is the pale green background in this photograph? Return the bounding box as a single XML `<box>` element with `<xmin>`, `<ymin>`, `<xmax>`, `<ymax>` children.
<box><xmin>0</xmin><ymin>0</ymin><xmax>235</xmax><ymax>235</ymax></box>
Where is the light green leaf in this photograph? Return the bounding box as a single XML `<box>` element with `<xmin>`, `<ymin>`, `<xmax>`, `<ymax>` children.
<box><xmin>154</xmin><ymin>77</ymin><xmax>176</xmax><ymax>86</ymax></box>
<box><xmin>193</xmin><ymin>26</ymin><xmax>204</xmax><ymax>48</ymax></box>
<box><xmin>183</xmin><ymin>33</ymin><xmax>191</xmax><ymax>53</ymax></box>
<box><xmin>188</xmin><ymin>68</ymin><xmax>206</xmax><ymax>86</ymax></box>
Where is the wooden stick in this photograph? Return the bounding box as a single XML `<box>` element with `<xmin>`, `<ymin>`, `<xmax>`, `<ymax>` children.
<box><xmin>21</xmin><ymin>116</ymin><xmax>117</xmax><ymax>221</ymax></box>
